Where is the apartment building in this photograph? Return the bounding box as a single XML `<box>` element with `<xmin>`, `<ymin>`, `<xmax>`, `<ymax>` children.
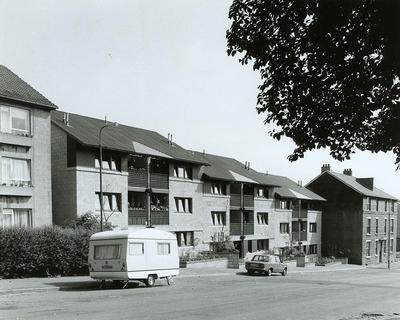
<box><xmin>307</xmin><ymin>165</ymin><xmax>398</xmax><ymax>265</ymax></box>
<box><xmin>51</xmin><ymin>111</ymin><xmax>206</xmax><ymax>233</ymax></box>
<box><xmin>194</xmin><ymin>152</ymin><xmax>325</xmax><ymax>258</ymax></box>
<box><xmin>51</xmin><ymin>110</ymin><xmax>325</xmax><ymax>257</ymax></box>
<box><xmin>0</xmin><ymin>65</ymin><xmax>56</xmax><ymax>227</ymax></box>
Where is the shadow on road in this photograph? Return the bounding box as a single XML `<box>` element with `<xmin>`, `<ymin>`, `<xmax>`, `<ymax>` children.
<box><xmin>45</xmin><ymin>280</ymin><xmax>149</xmax><ymax>291</ymax></box>
<box><xmin>236</xmin><ymin>271</ymin><xmax>282</xmax><ymax>277</ymax></box>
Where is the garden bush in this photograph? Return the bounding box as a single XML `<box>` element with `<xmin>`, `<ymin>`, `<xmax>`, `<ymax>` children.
<box><xmin>0</xmin><ymin>226</ymin><xmax>94</xmax><ymax>278</ymax></box>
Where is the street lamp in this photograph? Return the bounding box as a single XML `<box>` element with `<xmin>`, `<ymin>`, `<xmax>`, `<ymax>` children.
<box><xmin>99</xmin><ymin>121</ymin><xmax>118</xmax><ymax>232</ymax></box>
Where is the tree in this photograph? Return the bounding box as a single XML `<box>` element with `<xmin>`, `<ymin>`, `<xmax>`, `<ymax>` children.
<box><xmin>227</xmin><ymin>0</ymin><xmax>400</xmax><ymax>167</ymax></box>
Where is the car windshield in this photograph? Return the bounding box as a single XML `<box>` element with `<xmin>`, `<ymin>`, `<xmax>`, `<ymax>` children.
<box><xmin>252</xmin><ymin>255</ymin><xmax>270</xmax><ymax>262</ymax></box>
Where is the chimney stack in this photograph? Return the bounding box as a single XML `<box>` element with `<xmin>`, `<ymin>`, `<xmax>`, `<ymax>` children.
<box><xmin>343</xmin><ymin>169</ymin><xmax>352</xmax><ymax>176</ymax></box>
<box><xmin>321</xmin><ymin>164</ymin><xmax>331</xmax><ymax>173</ymax></box>
<box><xmin>297</xmin><ymin>180</ymin><xmax>303</xmax><ymax>187</ymax></box>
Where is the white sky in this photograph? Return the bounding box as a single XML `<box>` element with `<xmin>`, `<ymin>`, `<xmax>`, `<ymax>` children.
<box><xmin>1</xmin><ymin>0</ymin><xmax>399</xmax><ymax>198</ymax></box>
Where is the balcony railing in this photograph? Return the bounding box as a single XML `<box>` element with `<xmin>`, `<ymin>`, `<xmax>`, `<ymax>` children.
<box><xmin>230</xmin><ymin>194</ymin><xmax>254</xmax><ymax>208</ymax></box>
<box><xmin>229</xmin><ymin>222</ymin><xmax>254</xmax><ymax>236</ymax></box>
<box><xmin>292</xmin><ymin>210</ymin><xmax>308</xmax><ymax>219</ymax></box>
<box><xmin>128</xmin><ymin>169</ymin><xmax>169</xmax><ymax>189</ymax></box>
<box><xmin>128</xmin><ymin>209</ymin><xmax>169</xmax><ymax>225</ymax></box>
<box><xmin>243</xmin><ymin>195</ymin><xmax>254</xmax><ymax>207</ymax></box>
<box><xmin>292</xmin><ymin>231</ymin><xmax>307</xmax><ymax>242</ymax></box>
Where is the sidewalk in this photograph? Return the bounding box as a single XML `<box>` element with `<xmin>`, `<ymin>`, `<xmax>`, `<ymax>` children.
<box><xmin>0</xmin><ymin>263</ymin><xmax>367</xmax><ymax>295</ymax></box>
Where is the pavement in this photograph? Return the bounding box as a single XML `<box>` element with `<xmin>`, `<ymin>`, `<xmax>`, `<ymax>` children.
<box><xmin>0</xmin><ymin>262</ymin><xmax>372</xmax><ymax>295</ymax></box>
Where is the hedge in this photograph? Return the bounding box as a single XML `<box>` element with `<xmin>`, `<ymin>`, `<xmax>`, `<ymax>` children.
<box><xmin>0</xmin><ymin>226</ymin><xmax>94</xmax><ymax>278</ymax></box>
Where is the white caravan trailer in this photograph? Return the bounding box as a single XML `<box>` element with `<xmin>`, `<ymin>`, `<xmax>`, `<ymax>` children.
<box><xmin>88</xmin><ymin>228</ymin><xmax>179</xmax><ymax>287</ymax></box>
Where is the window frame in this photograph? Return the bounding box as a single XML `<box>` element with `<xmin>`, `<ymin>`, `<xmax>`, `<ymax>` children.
<box><xmin>375</xmin><ymin>217</ymin><xmax>379</xmax><ymax>234</ymax></box>
<box><xmin>129</xmin><ymin>242</ymin><xmax>144</xmax><ymax>256</ymax></box>
<box><xmin>174</xmin><ymin>197</ymin><xmax>192</xmax><ymax>213</ymax></box>
<box><xmin>309</xmin><ymin>244</ymin><xmax>318</xmax><ymax>255</ymax></box>
<box><xmin>366</xmin><ymin>217</ymin><xmax>371</xmax><ymax>235</ymax></box>
<box><xmin>211</xmin><ymin>211</ymin><xmax>226</xmax><ymax>226</ymax></box>
<box><xmin>173</xmin><ymin>165</ymin><xmax>192</xmax><ymax>180</ymax></box>
<box><xmin>366</xmin><ymin>240</ymin><xmax>371</xmax><ymax>258</ymax></box>
<box><xmin>0</xmin><ymin>105</ymin><xmax>31</xmax><ymax>136</ymax></box>
<box><xmin>280</xmin><ymin>222</ymin><xmax>289</xmax><ymax>234</ymax></box>
<box><xmin>157</xmin><ymin>242</ymin><xmax>171</xmax><ymax>255</ymax></box>
<box><xmin>309</xmin><ymin>222</ymin><xmax>317</xmax><ymax>233</ymax></box>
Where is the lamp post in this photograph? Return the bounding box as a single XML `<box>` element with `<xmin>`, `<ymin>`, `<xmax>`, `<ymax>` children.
<box><xmin>99</xmin><ymin>121</ymin><xmax>118</xmax><ymax>232</ymax></box>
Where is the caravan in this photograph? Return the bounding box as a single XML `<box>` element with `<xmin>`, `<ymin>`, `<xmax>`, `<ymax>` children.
<box><xmin>88</xmin><ymin>228</ymin><xmax>179</xmax><ymax>287</ymax></box>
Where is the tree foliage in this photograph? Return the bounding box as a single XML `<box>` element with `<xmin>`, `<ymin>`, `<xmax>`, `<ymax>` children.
<box><xmin>227</xmin><ymin>0</ymin><xmax>400</xmax><ymax>166</ymax></box>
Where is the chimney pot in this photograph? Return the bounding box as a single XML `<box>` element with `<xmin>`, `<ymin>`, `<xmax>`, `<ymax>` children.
<box><xmin>321</xmin><ymin>164</ymin><xmax>331</xmax><ymax>173</ymax></box>
<box><xmin>343</xmin><ymin>169</ymin><xmax>352</xmax><ymax>176</ymax></box>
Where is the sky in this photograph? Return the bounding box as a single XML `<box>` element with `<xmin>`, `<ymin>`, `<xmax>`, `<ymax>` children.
<box><xmin>1</xmin><ymin>0</ymin><xmax>399</xmax><ymax>198</ymax></box>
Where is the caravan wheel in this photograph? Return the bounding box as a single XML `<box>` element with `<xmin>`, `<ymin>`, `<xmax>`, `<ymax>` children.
<box><xmin>146</xmin><ymin>275</ymin><xmax>156</xmax><ymax>287</ymax></box>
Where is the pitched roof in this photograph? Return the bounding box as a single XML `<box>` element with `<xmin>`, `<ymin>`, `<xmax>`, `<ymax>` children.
<box><xmin>51</xmin><ymin>110</ymin><xmax>208</xmax><ymax>165</ymax></box>
<box><xmin>307</xmin><ymin>171</ymin><xmax>397</xmax><ymax>200</ymax></box>
<box><xmin>257</xmin><ymin>173</ymin><xmax>326</xmax><ymax>201</ymax></box>
<box><xmin>191</xmin><ymin>151</ymin><xmax>278</xmax><ymax>185</ymax></box>
<box><xmin>0</xmin><ymin>65</ymin><xmax>57</xmax><ymax>110</ymax></box>
<box><xmin>191</xmin><ymin>151</ymin><xmax>325</xmax><ymax>201</ymax></box>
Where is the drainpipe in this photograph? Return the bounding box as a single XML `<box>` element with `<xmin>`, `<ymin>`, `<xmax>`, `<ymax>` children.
<box><xmin>388</xmin><ymin>208</ymin><xmax>391</xmax><ymax>269</ymax></box>
<box><xmin>240</xmin><ymin>183</ymin><xmax>245</xmax><ymax>258</ymax></box>
<box><xmin>146</xmin><ymin>156</ymin><xmax>152</xmax><ymax>228</ymax></box>
<box><xmin>298</xmin><ymin>199</ymin><xmax>302</xmax><ymax>252</ymax></box>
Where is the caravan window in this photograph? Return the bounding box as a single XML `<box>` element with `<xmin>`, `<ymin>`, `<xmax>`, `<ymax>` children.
<box><xmin>94</xmin><ymin>244</ymin><xmax>121</xmax><ymax>260</ymax></box>
<box><xmin>157</xmin><ymin>242</ymin><xmax>170</xmax><ymax>255</ymax></box>
<box><xmin>129</xmin><ymin>242</ymin><xmax>144</xmax><ymax>256</ymax></box>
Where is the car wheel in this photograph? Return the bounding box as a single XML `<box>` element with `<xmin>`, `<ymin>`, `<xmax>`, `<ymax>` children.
<box><xmin>281</xmin><ymin>268</ymin><xmax>287</xmax><ymax>276</ymax></box>
<box><xmin>146</xmin><ymin>275</ymin><xmax>156</xmax><ymax>287</ymax></box>
<box><xmin>247</xmin><ymin>270</ymin><xmax>254</xmax><ymax>276</ymax></box>
<box><xmin>266</xmin><ymin>268</ymin><xmax>272</xmax><ymax>277</ymax></box>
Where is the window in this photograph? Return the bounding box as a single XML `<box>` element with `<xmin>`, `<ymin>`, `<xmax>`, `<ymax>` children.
<box><xmin>257</xmin><ymin>212</ymin><xmax>268</xmax><ymax>225</ymax></box>
<box><xmin>384</xmin><ymin>200</ymin><xmax>388</xmax><ymax>211</ymax></box>
<box><xmin>309</xmin><ymin>244</ymin><xmax>318</xmax><ymax>254</ymax></box>
<box><xmin>366</xmin><ymin>218</ymin><xmax>371</xmax><ymax>235</ymax></box>
<box><xmin>174</xmin><ymin>197</ymin><xmax>192</xmax><ymax>213</ymax></box>
<box><xmin>366</xmin><ymin>241</ymin><xmax>371</xmax><ymax>257</ymax></box>
<box><xmin>390</xmin><ymin>218</ymin><xmax>394</xmax><ymax>233</ymax></box>
<box><xmin>309</xmin><ymin>222</ymin><xmax>317</xmax><ymax>233</ymax></box>
<box><xmin>300</xmin><ymin>221</ymin><xmax>307</xmax><ymax>232</ymax></box>
<box><xmin>367</xmin><ymin>197</ymin><xmax>371</xmax><ymax>211</ymax></box>
<box><xmin>95</xmin><ymin>193</ymin><xmax>121</xmax><ymax>212</ymax></box>
<box><xmin>383</xmin><ymin>240</ymin><xmax>387</xmax><ymax>254</ymax></box>
<box><xmin>278</xmin><ymin>200</ymin><xmax>291</xmax><ymax>210</ymax></box>
<box><xmin>390</xmin><ymin>239</ymin><xmax>394</xmax><ymax>253</ymax></box>
<box><xmin>0</xmin><ymin>105</ymin><xmax>30</xmax><ymax>136</ymax></box>
<box><xmin>257</xmin><ymin>187</ymin><xmax>269</xmax><ymax>198</ymax></box>
<box><xmin>375</xmin><ymin>217</ymin><xmax>379</xmax><ymax>234</ymax></box>
<box><xmin>94</xmin><ymin>245</ymin><xmax>121</xmax><ymax>260</ymax></box>
<box><xmin>1</xmin><ymin>209</ymin><xmax>32</xmax><ymax>227</ymax></box>
<box><xmin>0</xmin><ymin>144</ymin><xmax>29</xmax><ymax>153</ymax></box>
<box><xmin>280</xmin><ymin>223</ymin><xmax>289</xmax><ymax>234</ymax></box>
<box><xmin>173</xmin><ymin>165</ymin><xmax>192</xmax><ymax>179</ymax></box>
<box><xmin>384</xmin><ymin>218</ymin><xmax>387</xmax><ymax>233</ymax></box>
<box><xmin>95</xmin><ymin>154</ymin><xmax>120</xmax><ymax>171</ymax></box>
<box><xmin>175</xmin><ymin>232</ymin><xmax>193</xmax><ymax>247</ymax></box>
<box><xmin>1</xmin><ymin>157</ymin><xmax>31</xmax><ymax>186</ymax></box>
<box><xmin>211</xmin><ymin>183</ymin><xmax>226</xmax><ymax>195</ymax></box>
<box><xmin>375</xmin><ymin>240</ymin><xmax>379</xmax><ymax>256</ymax></box>
<box><xmin>391</xmin><ymin>201</ymin><xmax>394</xmax><ymax>212</ymax></box>
<box><xmin>211</xmin><ymin>212</ymin><xmax>225</xmax><ymax>226</ymax></box>
<box><xmin>157</xmin><ymin>242</ymin><xmax>171</xmax><ymax>255</ymax></box>
<box><xmin>257</xmin><ymin>239</ymin><xmax>269</xmax><ymax>251</ymax></box>
<box><xmin>129</xmin><ymin>242</ymin><xmax>144</xmax><ymax>256</ymax></box>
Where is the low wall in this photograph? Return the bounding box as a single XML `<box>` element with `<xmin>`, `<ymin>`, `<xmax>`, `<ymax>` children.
<box><xmin>186</xmin><ymin>258</ymin><xmax>228</xmax><ymax>269</ymax></box>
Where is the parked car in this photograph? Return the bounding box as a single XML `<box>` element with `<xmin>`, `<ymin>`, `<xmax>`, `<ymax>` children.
<box><xmin>245</xmin><ymin>254</ymin><xmax>287</xmax><ymax>276</ymax></box>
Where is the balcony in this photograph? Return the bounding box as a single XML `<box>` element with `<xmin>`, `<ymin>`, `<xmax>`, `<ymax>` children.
<box><xmin>128</xmin><ymin>169</ymin><xmax>169</xmax><ymax>189</ymax></box>
<box><xmin>230</xmin><ymin>194</ymin><xmax>254</xmax><ymax>208</ymax></box>
<box><xmin>128</xmin><ymin>209</ymin><xmax>169</xmax><ymax>225</ymax></box>
<box><xmin>292</xmin><ymin>210</ymin><xmax>308</xmax><ymax>219</ymax></box>
<box><xmin>292</xmin><ymin>231</ymin><xmax>307</xmax><ymax>242</ymax></box>
<box><xmin>229</xmin><ymin>222</ymin><xmax>254</xmax><ymax>236</ymax></box>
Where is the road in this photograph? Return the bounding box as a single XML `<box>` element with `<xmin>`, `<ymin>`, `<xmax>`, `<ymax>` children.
<box><xmin>1</xmin><ymin>267</ymin><xmax>400</xmax><ymax>320</ymax></box>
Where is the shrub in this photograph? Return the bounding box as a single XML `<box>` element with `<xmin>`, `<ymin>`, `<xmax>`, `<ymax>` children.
<box><xmin>0</xmin><ymin>226</ymin><xmax>94</xmax><ymax>278</ymax></box>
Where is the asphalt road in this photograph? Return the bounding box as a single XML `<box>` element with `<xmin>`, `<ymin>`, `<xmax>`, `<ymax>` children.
<box><xmin>1</xmin><ymin>267</ymin><xmax>400</xmax><ymax>320</ymax></box>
